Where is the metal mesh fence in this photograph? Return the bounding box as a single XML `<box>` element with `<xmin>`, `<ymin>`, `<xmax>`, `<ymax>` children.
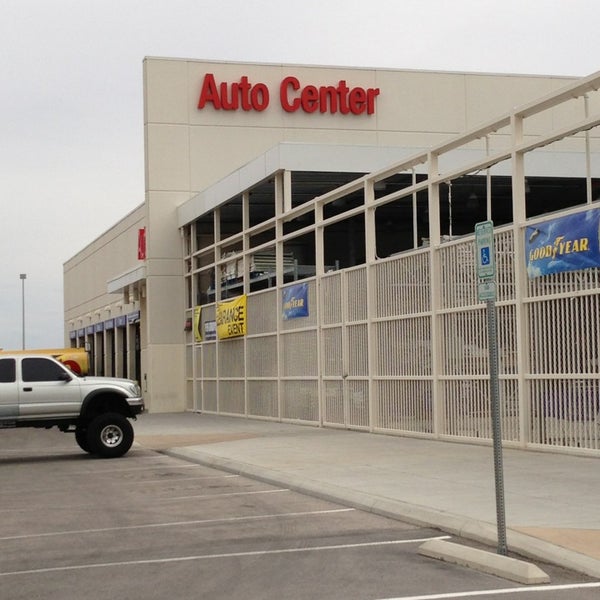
<box><xmin>188</xmin><ymin>230</ymin><xmax>600</xmax><ymax>451</ymax></box>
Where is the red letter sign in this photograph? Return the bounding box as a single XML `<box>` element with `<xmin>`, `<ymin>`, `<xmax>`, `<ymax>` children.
<box><xmin>138</xmin><ymin>228</ymin><xmax>146</xmax><ymax>260</ymax></box>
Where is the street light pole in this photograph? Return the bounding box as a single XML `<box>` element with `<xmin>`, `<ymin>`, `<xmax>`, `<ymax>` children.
<box><xmin>20</xmin><ymin>273</ymin><xmax>26</xmax><ymax>350</ymax></box>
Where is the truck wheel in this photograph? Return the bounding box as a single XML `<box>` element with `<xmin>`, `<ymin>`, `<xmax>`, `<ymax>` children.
<box><xmin>75</xmin><ymin>426</ymin><xmax>91</xmax><ymax>453</ymax></box>
<box><xmin>87</xmin><ymin>413</ymin><xmax>134</xmax><ymax>458</ymax></box>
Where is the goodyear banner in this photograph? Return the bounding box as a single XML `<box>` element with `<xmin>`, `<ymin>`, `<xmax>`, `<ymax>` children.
<box><xmin>526</xmin><ymin>209</ymin><xmax>600</xmax><ymax>279</ymax></box>
<box><xmin>282</xmin><ymin>283</ymin><xmax>309</xmax><ymax>320</ymax></box>
<box><xmin>216</xmin><ymin>295</ymin><xmax>247</xmax><ymax>339</ymax></box>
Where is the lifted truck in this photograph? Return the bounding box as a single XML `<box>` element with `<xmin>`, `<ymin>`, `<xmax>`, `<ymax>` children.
<box><xmin>0</xmin><ymin>353</ymin><xmax>144</xmax><ymax>458</ymax></box>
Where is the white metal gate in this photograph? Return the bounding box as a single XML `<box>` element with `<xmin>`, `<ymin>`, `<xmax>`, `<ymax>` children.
<box><xmin>320</xmin><ymin>268</ymin><xmax>370</xmax><ymax>429</ymax></box>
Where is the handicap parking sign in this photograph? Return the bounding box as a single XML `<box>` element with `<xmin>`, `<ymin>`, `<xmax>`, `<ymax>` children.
<box><xmin>481</xmin><ymin>246</ymin><xmax>490</xmax><ymax>265</ymax></box>
<box><xmin>475</xmin><ymin>221</ymin><xmax>495</xmax><ymax>279</ymax></box>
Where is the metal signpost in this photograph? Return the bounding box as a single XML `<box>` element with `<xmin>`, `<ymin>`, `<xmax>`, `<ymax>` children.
<box><xmin>474</xmin><ymin>221</ymin><xmax>508</xmax><ymax>556</ymax></box>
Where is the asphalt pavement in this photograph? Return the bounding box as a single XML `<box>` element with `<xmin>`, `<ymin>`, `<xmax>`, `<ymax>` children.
<box><xmin>132</xmin><ymin>412</ymin><xmax>600</xmax><ymax>580</ymax></box>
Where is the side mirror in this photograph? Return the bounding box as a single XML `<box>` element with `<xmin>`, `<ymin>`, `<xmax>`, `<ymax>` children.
<box><xmin>58</xmin><ymin>371</ymin><xmax>72</xmax><ymax>382</ymax></box>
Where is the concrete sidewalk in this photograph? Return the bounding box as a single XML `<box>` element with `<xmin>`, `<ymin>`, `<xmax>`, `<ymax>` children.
<box><xmin>133</xmin><ymin>412</ymin><xmax>600</xmax><ymax>578</ymax></box>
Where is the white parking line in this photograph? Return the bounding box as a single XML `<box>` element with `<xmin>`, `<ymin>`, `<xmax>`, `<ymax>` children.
<box><xmin>166</xmin><ymin>487</ymin><xmax>290</xmax><ymax>501</ymax></box>
<box><xmin>125</xmin><ymin>474</ymin><xmax>240</xmax><ymax>484</ymax></box>
<box><xmin>0</xmin><ymin>486</ymin><xmax>289</xmax><ymax>514</ymax></box>
<box><xmin>0</xmin><ymin>472</ymin><xmax>238</xmax><ymax>495</ymax></box>
<box><xmin>0</xmin><ymin>507</ymin><xmax>355</xmax><ymax>541</ymax></box>
<box><xmin>378</xmin><ymin>581</ymin><xmax>600</xmax><ymax>599</ymax></box>
<box><xmin>68</xmin><ymin>463</ymin><xmax>202</xmax><ymax>475</ymax></box>
<box><xmin>0</xmin><ymin>535</ymin><xmax>451</xmax><ymax>577</ymax></box>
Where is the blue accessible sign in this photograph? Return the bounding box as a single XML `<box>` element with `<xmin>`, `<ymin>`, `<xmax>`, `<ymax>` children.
<box><xmin>475</xmin><ymin>221</ymin><xmax>495</xmax><ymax>280</ymax></box>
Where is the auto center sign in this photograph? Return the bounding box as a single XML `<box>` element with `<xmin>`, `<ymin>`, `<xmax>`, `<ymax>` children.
<box><xmin>197</xmin><ymin>73</ymin><xmax>380</xmax><ymax>115</ymax></box>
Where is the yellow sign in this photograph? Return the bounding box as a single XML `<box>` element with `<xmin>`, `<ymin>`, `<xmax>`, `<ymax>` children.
<box><xmin>193</xmin><ymin>306</ymin><xmax>202</xmax><ymax>342</ymax></box>
<box><xmin>216</xmin><ymin>295</ymin><xmax>247</xmax><ymax>339</ymax></box>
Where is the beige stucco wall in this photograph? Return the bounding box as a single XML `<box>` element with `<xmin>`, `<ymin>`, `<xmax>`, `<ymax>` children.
<box><xmin>65</xmin><ymin>57</ymin><xmax>574</xmax><ymax>412</ymax></box>
<box><xmin>63</xmin><ymin>204</ymin><xmax>145</xmax><ymax>332</ymax></box>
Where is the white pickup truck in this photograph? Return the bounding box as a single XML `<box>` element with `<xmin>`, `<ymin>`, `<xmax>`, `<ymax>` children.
<box><xmin>0</xmin><ymin>353</ymin><xmax>144</xmax><ymax>458</ymax></box>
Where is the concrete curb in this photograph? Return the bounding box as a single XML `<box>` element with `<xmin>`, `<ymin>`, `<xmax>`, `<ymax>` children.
<box><xmin>418</xmin><ymin>539</ymin><xmax>550</xmax><ymax>584</ymax></box>
<box><xmin>162</xmin><ymin>447</ymin><xmax>600</xmax><ymax>579</ymax></box>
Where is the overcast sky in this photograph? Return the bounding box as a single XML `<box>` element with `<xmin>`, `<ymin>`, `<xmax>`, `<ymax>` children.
<box><xmin>2</xmin><ymin>0</ymin><xmax>600</xmax><ymax>350</ymax></box>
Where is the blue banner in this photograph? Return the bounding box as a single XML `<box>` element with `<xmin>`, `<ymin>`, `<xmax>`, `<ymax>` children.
<box><xmin>282</xmin><ymin>283</ymin><xmax>309</xmax><ymax>320</ymax></box>
<box><xmin>525</xmin><ymin>209</ymin><xmax>600</xmax><ymax>279</ymax></box>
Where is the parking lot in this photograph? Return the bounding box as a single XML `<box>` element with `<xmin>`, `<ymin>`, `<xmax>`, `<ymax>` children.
<box><xmin>0</xmin><ymin>428</ymin><xmax>599</xmax><ymax>600</ymax></box>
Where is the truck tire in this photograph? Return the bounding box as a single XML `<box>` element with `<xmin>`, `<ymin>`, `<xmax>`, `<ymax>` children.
<box><xmin>87</xmin><ymin>413</ymin><xmax>134</xmax><ymax>458</ymax></box>
<box><xmin>75</xmin><ymin>426</ymin><xmax>91</xmax><ymax>453</ymax></box>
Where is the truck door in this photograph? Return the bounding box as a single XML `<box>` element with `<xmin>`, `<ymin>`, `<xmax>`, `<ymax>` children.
<box><xmin>0</xmin><ymin>358</ymin><xmax>18</xmax><ymax>421</ymax></box>
<box><xmin>18</xmin><ymin>357</ymin><xmax>82</xmax><ymax>417</ymax></box>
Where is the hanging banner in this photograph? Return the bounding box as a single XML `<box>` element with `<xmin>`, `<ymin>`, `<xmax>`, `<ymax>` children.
<box><xmin>193</xmin><ymin>306</ymin><xmax>202</xmax><ymax>342</ymax></box>
<box><xmin>216</xmin><ymin>295</ymin><xmax>247</xmax><ymax>339</ymax></box>
<box><xmin>525</xmin><ymin>209</ymin><xmax>600</xmax><ymax>279</ymax></box>
<box><xmin>137</xmin><ymin>227</ymin><xmax>146</xmax><ymax>260</ymax></box>
<box><xmin>282</xmin><ymin>283</ymin><xmax>309</xmax><ymax>320</ymax></box>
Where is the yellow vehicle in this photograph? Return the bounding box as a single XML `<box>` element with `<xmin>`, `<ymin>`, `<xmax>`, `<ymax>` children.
<box><xmin>0</xmin><ymin>348</ymin><xmax>89</xmax><ymax>375</ymax></box>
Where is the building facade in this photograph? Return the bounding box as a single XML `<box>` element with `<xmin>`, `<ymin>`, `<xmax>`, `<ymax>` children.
<box><xmin>64</xmin><ymin>58</ymin><xmax>600</xmax><ymax>453</ymax></box>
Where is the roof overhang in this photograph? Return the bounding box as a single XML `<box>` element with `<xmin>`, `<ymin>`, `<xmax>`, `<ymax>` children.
<box><xmin>177</xmin><ymin>142</ymin><xmax>422</xmax><ymax>227</ymax></box>
<box><xmin>107</xmin><ymin>264</ymin><xmax>147</xmax><ymax>297</ymax></box>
